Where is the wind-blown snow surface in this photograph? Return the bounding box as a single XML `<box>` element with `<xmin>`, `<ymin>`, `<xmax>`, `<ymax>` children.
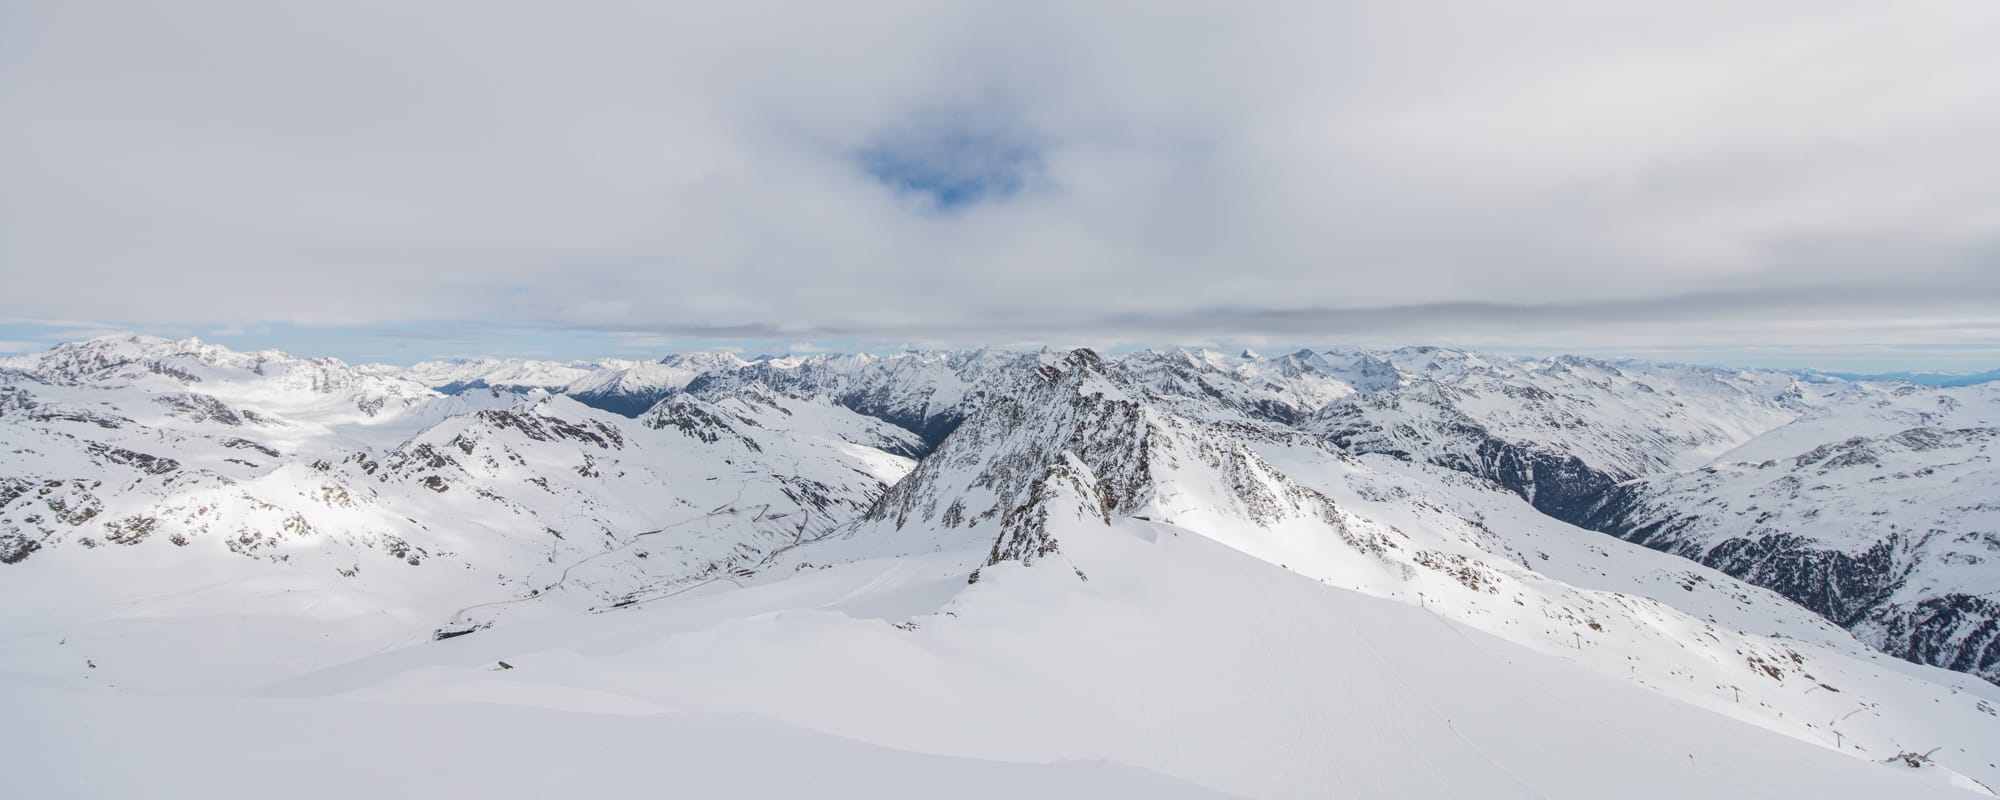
<box><xmin>4</xmin><ymin>336</ymin><xmax>1999</xmax><ymax>798</ymax></box>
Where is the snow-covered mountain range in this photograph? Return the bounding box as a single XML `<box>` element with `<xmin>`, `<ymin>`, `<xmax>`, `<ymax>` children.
<box><xmin>5</xmin><ymin>335</ymin><xmax>1998</xmax><ymax>798</ymax></box>
<box><xmin>1577</xmin><ymin>384</ymin><xmax>2000</xmax><ymax>684</ymax></box>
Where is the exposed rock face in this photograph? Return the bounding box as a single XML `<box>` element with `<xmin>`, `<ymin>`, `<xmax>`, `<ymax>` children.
<box><xmin>1306</xmin><ymin>351</ymin><xmax>1801</xmax><ymax>524</ymax></box>
<box><xmin>1300</xmin><ymin>352</ymin><xmax>2000</xmax><ymax>686</ymax></box>
<box><xmin>863</xmin><ymin>349</ymin><xmax>1152</xmax><ymax>558</ymax></box>
<box><xmin>1575</xmin><ymin>423</ymin><xmax>2000</xmax><ymax>684</ymax></box>
<box><xmin>1864</xmin><ymin>594</ymin><xmax>2000</xmax><ymax>679</ymax></box>
<box><xmin>1316</xmin><ymin>391</ymin><xmax>1624</xmax><ymax>522</ymax></box>
<box><xmin>681</xmin><ymin>349</ymin><xmax>1048</xmax><ymax>452</ymax></box>
<box><xmin>0</xmin><ymin>338</ymin><xmax>918</xmax><ymax>615</ymax></box>
<box><xmin>861</xmin><ymin>349</ymin><xmax>1352</xmax><ymax>580</ymax></box>
<box><xmin>9</xmin><ymin>334</ymin><xmax>2000</xmax><ymax>693</ymax></box>
<box><xmin>1110</xmin><ymin>347</ymin><xmax>1362</xmax><ymax>426</ymax></box>
<box><xmin>802</xmin><ymin>346</ymin><xmax>2000</xmax><ymax>789</ymax></box>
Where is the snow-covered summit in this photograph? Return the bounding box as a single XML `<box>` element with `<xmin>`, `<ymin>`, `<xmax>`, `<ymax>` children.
<box><xmin>372</xmin><ymin>357</ymin><xmax>635</xmax><ymax>393</ymax></box>
<box><xmin>6</xmin><ymin>336</ymin><xmax>1999</xmax><ymax>798</ymax></box>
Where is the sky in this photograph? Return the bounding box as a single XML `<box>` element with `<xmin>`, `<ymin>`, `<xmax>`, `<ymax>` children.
<box><xmin>3</xmin><ymin>1</ymin><xmax>1998</xmax><ymax>372</ymax></box>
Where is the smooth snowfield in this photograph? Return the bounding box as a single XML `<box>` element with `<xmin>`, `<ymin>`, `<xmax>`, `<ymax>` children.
<box><xmin>10</xmin><ymin>522</ymin><xmax>1975</xmax><ymax>799</ymax></box>
<box><xmin>5</xmin><ymin>688</ymin><xmax>1230</xmax><ymax>799</ymax></box>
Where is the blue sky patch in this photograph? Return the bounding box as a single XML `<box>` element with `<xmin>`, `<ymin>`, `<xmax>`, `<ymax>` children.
<box><xmin>858</xmin><ymin>118</ymin><xmax>1044</xmax><ymax>211</ymax></box>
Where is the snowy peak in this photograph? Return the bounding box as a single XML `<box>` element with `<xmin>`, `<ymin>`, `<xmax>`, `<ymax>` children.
<box><xmin>3</xmin><ymin>335</ymin><xmax>239</xmax><ymax>383</ymax></box>
<box><xmin>862</xmin><ymin>347</ymin><xmax>1148</xmax><ymax>550</ymax></box>
<box><xmin>564</xmin><ymin>353</ymin><xmax>748</xmax><ymax>398</ymax></box>
<box><xmin>1114</xmin><ymin>347</ymin><xmax>1360</xmax><ymax>425</ymax></box>
<box><xmin>659</xmin><ymin>351</ymin><xmax>752</xmax><ymax>372</ymax></box>
<box><xmin>378</xmin><ymin>357</ymin><xmax>629</xmax><ymax>393</ymax></box>
<box><xmin>561</xmin><ymin>362</ymin><xmax>697</xmax><ymax>417</ymax></box>
<box><xmin>371</xmin><ymin>352</ymin><xmax>760</xmax><ymax>418</ymax></box>
<box><xmin>680</xmin><ymin>348</ymin><xmax>1052</xmax><ymax>449</ymax></box>
<box><xmin>11</xmin><ymin>335</ymin><xmax>393</xmax><ymax>393</ymax></box>
<box><xmin>4</xmin><ymin>335</ymin><xmax>435</xmax><ymax>420</ymax></box>
<box><xmin>1307</xmin><ymin>349</ymin><xmax>1807</xmax><ymax>519</ymax></box>
<box><xmin>794</xmin><ymin>346</ymin><xmax>2000</xmax><ymax>792</ymax></box>
<box><xmin>858</xmin><ymin>348</ymin><xmax>1346</xmax><ymax>578</ymax></box>
<box><xmin>1303</xmin><ymin>349</ymin><xmax>1403</xmax><ymax>392</ymax></box>
<box><xmin>1577</xmin><ymin>384</ymin><xmax>2000</xmax><ymax>684</ymax></box>
<box><xmin>10</xmin><ymin>336</ymin><xmax>2000</xmax><ymax>797</ymax></box>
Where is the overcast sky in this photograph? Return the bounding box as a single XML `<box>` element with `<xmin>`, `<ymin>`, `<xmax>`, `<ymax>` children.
<box><xmin>3</xmin><ymin>1</ymin><xmax>1998</xmax><ymax>370</ymax></box>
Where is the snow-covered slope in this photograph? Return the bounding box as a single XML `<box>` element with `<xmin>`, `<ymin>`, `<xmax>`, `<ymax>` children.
<box><xmin>379</xmin><ymin>352</ymin><xmax>757</xmax><ymax>417</ymax></box>
<box><xmin>680</xmin><ymin>348</ymin><xmax>1053</xmax><ymax>449</ymax></box>
<box><xmin>5</xmin><ymin>335</ymin><xmax>440</xmax><ymax>419</ymax></box>
<box><xmin>1112</xmin><ymin>347</ymin><xmax>1362</xmax><ymax>424</ymax></box>
<box><xmin>1306</xmin><ymin>348</ymin><xmax>1810</xmax><ymax>520</ymax></box>
<box><xmin>5</xmin><ymin>682</ymin><xmax>1230</xmax><ymax>799</ymax></box>
<box><xmin>77</xmin><ymin>345</ymin><xmax>1979</xmax><ymax>797</ymax></box>
<box><xmin>560</xmin><ymin>352</ymin><xmax>750</xmax><ymax>417</ymax></box>
<box><xmin>4</xmin><ymin>337</ymin><xmax>1996</xmax><ymax>798</ymax></box>
<box><xmin>1578</xmin><ymin>383</ymin><xmax>2000</xmax><ymax>684</ymax></box>
<box><xmin>1275</xmin><ymin>348</ymin><xmax>2000</xmax><ymax>689</ymax></box>
<box><xmin>98</xmin><ymin>512</ymin><xmax>1971</xmax><ymax>800</ymax></box>
<box><xmin>819</xmin><ymin>349</ymin><xmax>2000</xmax><ymax>790</ymax></box>
<box><xmin>0</xmin><ymin>337</ymin><xmax>917</xmax><ymax>691</ymax></box>
<box><xmin>370</xmin><ymin>356</ymin><xmax>632</xmax><ymax>394</ymax></box>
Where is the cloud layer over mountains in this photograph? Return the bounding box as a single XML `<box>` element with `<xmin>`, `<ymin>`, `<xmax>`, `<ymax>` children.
<box><xmin>4</xmin><ymin>1</ymin><xmax>1997</xmax><ymax>351</ymax></box>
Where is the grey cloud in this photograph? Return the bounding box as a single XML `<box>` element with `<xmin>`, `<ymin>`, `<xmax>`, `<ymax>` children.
<box><xmin>2</xmin><ymin>0</ymin><xmax>1996</xmax><ymax>350</ymax></box>
<box><xmin>566</xmin><ymin>282</ymin><xmax>2000</xmax><ymax>351</ymax></box>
